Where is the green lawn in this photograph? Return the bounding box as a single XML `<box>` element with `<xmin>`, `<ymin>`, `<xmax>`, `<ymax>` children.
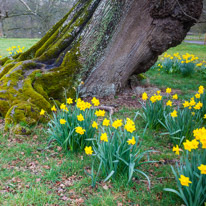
<box><xmin>0</xmin><ymin>39</ymin><xmax>205</xmax><ymax>205</ymax></box>
<box><xmin>0</xmin><ymin>38</ymin><xmax>39</xmax><ymax>57</ymax></box>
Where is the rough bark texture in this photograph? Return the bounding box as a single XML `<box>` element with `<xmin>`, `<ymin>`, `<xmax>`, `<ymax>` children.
<box><xmin>0</xmin><ymin>0</ymin><xmax>203</xmax><ymax>131</ymax></box>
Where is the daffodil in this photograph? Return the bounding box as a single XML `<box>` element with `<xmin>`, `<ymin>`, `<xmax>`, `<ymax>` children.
<box><xmin>84</xmin><ymin>146</ymin><xmax>93</xmax><ymax>155</ymax></box>
<box><xmin>179</xmin><ymin>175</ymin><xmax>192</xmax><ymax>187</ymax></box>
<box><xmin>172</xmin><ymin>145</ymin><xmax>180</xmax><ymax>155</ymax></box>
<box><xmin>166</xmin><ymin>88</ymin><xmax>172</xmax><ymax>94</ymax></box>
<box><xmin>166</xmin><ymin>100</ymin><xmax>172</xmax><ymax>107</ymax></box>
<box><xmin>198</xmin><ymin>164</ymin><xmax>206</xmax><ymax>174</ymax></box>
<box><xmin>40</xmin><ymin>109</ymin><xmax>45</xmax><ymax>115</ymax></box>
<box><xmin>60</xmin><ymin>103</ymin><xmax>66</xmax><ymax>110</ymax></box>
<box><xmin>75</xmin><ymin>127</ymin><xmax>86</xmax><ymax>135</ymax></box>
<box><xmin>91</xmin><ymin>97</ymin><xmax>100</xmax><ymax>106</ymax></box>
<box><xmin>183</xmin><ymin>101</ymin><xmax>190</xmax><ymax>108</ymax></box>
<box><xmin>100</xmin><ymin>133</ymin><xmax>108</xmax><ymax>142</ymax></box>
<box><xmin>112</xmin><ymin>119</ymin><xmax>123</xmax><ymax>129</ymax></box>
<box><xmin>142</xmin><ymin>92</ymin><xmax>148</xmax><ymax>101</ymax></box>
<box><xmin>51</xmin><ymin>105</ymin><xmax>57</xmax><ymax>112</ymax></box>
<box><xmin>77</xmin><ymin>114</ymin><xmax>84</xmax><ymax>121</ymax></box>
<box><xmin>170</xmin><ymin>110</ymin><xmax>177</xmax><ymax>118</ymax></box>
<box><xmin>95</xmin><ymin>110</ymin><xmax>105</xmax><ymax>117</ymax></box>
<box><xmin>60</xmin><ymin>119</ymin><xmax>66</xmax><ymax>124</ymax></box>
<box><xmin>172</xmin><ymin>94</ymin><xmax>178</xmax><ymax>100</ymax></box>
<box><xmin>92</xmin><ymin>121</ymin><xmax>98</xmax><ymax>129</ymax></box>
<box><xmin>183</xmin><ymin>140</ymin><xmax>193</xmax><ymax>152</ymax></box>
<box><xmin>127</xmin><ymin>136</ymin><xmax>136</xmax><ymax>145</ymax></box>
<box><xmin>195</xmin><ymin>93</ymin><xmax>200</xmax><ymax>99</ymax></box>
<box><xmin>124</xmin><ymin>118</ymin><xmax>136</xmax><ymax>133</ymax></box>
<box><xmin>102</xmin><ymin>118</ymin><xmax>110</xmax><ymax>126</ymax></box>
<box><xmin>67</xmin><ymin>98</ymin><xmax>73</xmax><ymax>104</ymax></box>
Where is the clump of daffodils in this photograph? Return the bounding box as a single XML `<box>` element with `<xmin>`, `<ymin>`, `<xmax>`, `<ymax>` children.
<box><xmin>165</xmin><ymin>127</ymin><xmax>206</xmax><ymax>206</ymax></box>
<box><xmin>152</xmin><ymin>52</ymin><xmax>205</xmax><ymax>77</ymax></box>
<box><xmin>7</xmin><ymin>45</ymin><xmax>25</xmax><ymax>56</ymax></box>
<box><xmin>139</xmin><ymin>89</ymin><xmax>171</xmax><ymax>129</ymax></box>
<box><xmin>47</xmin><ymin>96</ymin><xmax>100</xmax><ymax>152</ymax></box>
<box><xmin>85</xmin><ymin>116</ymin><xmax>155</xmax><ymax>186</ymax></box>
<box><xmin>140</xmin><ymin>85</ymin><xmax>205</xmax><ymax>145</ymax></box>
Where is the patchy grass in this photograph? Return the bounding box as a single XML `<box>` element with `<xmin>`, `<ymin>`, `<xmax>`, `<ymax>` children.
<box><xmin>0</xmin><ymin>120</ymin><xmax>181</xmax><ymax>205</ymax></box>
<box><xmin>0</xmin><ymin>38</ymin><xmax>39</xmax><ymax>57</ymax></box>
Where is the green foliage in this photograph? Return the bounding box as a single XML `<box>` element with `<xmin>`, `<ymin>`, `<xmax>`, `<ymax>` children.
<box><xmin>139</xmin><ymin>95</ymin><xmax>170</xmax><ymax>129</ymax></box>
<box><xmin>160</xmin><ymin>108</ymin><xmax>202</xmax><ymax>145</ymax></box>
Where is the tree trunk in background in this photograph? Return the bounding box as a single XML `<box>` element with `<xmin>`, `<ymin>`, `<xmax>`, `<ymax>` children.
<box><xmin>0</xmin><ymin>0</ymin><xmax>203</xmax><ymax>131</ymax></box>
<box><xmin>0</xmin><ymin>20</ymin><xmax>4</xmax><ymax>37</ymax></box>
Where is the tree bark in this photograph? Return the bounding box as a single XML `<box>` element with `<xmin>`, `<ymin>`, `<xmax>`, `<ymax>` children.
<box><xmin>0</xmin><ymin>20</ymin><xmax>4</xmax><ymax>37</ymax></box>
<box><xmin>0</xmin><ymin>0</ymin><xmax>203</xmax><ymax>130</ymax></box>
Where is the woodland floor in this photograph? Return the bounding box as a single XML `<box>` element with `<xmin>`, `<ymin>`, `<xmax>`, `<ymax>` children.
<box><xmin>0</xmin><ymin>40</ymin><xmax>206</xmax><ymax>205</ymax></box>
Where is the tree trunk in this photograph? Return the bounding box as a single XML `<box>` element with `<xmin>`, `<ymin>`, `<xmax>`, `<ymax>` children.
<box><xmin>0</xmin><ymin>20</ymin><xmax>4</xmax><ymax>37</ymax></box>
<box><xmin>0</xmin><ymin>0</ymin><xmax>203</xmax><ymax>130</ymax></box>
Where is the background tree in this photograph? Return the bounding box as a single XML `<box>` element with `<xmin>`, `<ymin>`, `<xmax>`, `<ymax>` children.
<box><xmin>0</xmin><ymin>0</ymin><xmax>203</xmax><ymax>132</ymax></box>
<box><xmin>1</xmin><ymin>0</ymin><xmax>74</xmax><ymax>38</ymax></box>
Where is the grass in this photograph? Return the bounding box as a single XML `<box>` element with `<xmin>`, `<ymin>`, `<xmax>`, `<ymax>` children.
<box><xmin>0</xmin><ymin>38</ymin><xmax>40</xmax><ymax>57</ymax></box>
<box><xmin>0</xmin><ymin>121</ymin><xmax>181</xmax><ymax>205</ymax></box>
<box><xmin>0</xmin><ymin>39</ymin><xmax>206</xmax><ymax>205</ymax></box>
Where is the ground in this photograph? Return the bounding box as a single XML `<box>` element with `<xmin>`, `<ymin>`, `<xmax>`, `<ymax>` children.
<box><xmin>0</xmin><ymin>39</ymin><xmax>205</xmax><ymax>205</ymax></box>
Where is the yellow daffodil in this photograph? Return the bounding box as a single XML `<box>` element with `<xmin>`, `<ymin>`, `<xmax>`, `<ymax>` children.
<box><xmin>142</xmin><ymin>92</ymin><xmax>148</xmax><ymax>101</ymax></box>
<box><xmin>166</xmin><ymin>100</ymin><xmax>172</xmax><ymax>107</ymax></box>
<box><xmin>172</xmin><ymin>94</ymin><xmax>178</xmax><ymax>100</ymax></box>
<box><xmin>51</xmin><ymin>105</ymin><xmax>57</xmax><ymax>112</ymax></box>
<box><xmin>198</xmin><ymin>85</ymin><xmax>204</xmax><ymax>94</ymax></box>
<box><xmin>172</xmin><ymin>145</ymin><xmax>180</xmax><ymax>155</ymax></box>
<box><xmin>127</xmin><ymin>136</ymin><xmax>136</xmax><ymax>145</ymax></box>
<box><xmin>170</xmin><ymin>110</ymin><xmax>177</xmax><ymax>118</ymax></box>
<box><xmin>156</xmin><ymin>95</ymin><xmax>162</xmax><ymax>101</ymax></box>
<box><xmin>112</xmin><ymin>119</ymin><xmax>123</xmax><ymax>129</ymax></box>
<box><xmin>67</xmin><ymin>98</ymin><xmax>73</xmax><ymax>104</ymax></box>
<box><xmin>40</xmin><ymin>109</ymin><xmax>45</xmax><ymax>115</ymax></box>
<box><xmin>195</xmin><ymin>93</ymin><xmax>200</xmax><ymax>99</ymax></box>
<box><xmin>77</xmin><ymin>114</ymin><xmax>84</xmax><ymax>121</ymax></box>
<box><xmin>183</xmin><ymin>140</ymin><xmax>193</xmax><ymax>152</ymax></box>
<box><xmin>92</xmin><ymin>121</ymin><xmax>98</xmax><ymax>129</ymax></box>
<box><xmin>75</xmin><ymin>127</ymin><xmax>86</xmax><ymax>135</ymax></box>
<box><xmin>150</xmin><ymin>95</ymin><xmax>157</xmax><ymax>103</ymax></box>
<box><xmin>60</xmin><ymin>119</ymin><xmax>66</xmax><ymax>124</ymax></box>
<box><xmin>60</xmin><ymin>103</ymin><xmax>66</xmax><ymax>110</ymax></box>
<box><xmin>124</xmin><ymin>118</ymin><xmax>136</xmax><ymax>133</ymax></box>
<box><xmin>198</xmin><ymin>164</ymin><xmax>206</xmax><ymax>174</ymax></box>
<box><xmin>102</xmin><ymin>118</ymin><xmax>110</xmax><ymax>126</ymax></box>
<box><xmin>179</xmin><ymin>175</ymin><xmax>192</xmax><ymax>187</ymax></box>
<box><xmin>183</xmin><ymin>101</ymin><xmax>190</xmax><ymax>108</ymax></box>
<box><xmin>166</xmin><ymin>88</ymin><xmax>172</xmax><ymax>94</ymax></box>
<box><xmin>191</xmin><ymin>139</ymin><xmax>199</xmax><ymax>149</ymax></box>
<box><xmin>100</xmin><ymin>133</ymin><xmax>108</xmax><ymax>142</ymax></box>
<box><xmin>194</xmin><ymin>102</ymin><xmax>203</xmax><ymax>110</ymax></box>
<box><xmin>204</xmin><ymin>114</ymin><xmax>206</xmax><ymax>119</ymax></box>
<box><xmin>84</xmin><ymin>146</ymin><xmax>93</xmax><ymax>155</ymax></box>
<box><xmin>91</xmin><ymin>97</ymin><xmax>100</xmax><ymax>106</ymax></box>
<box><xmin>95</xmin><ymin>109</ymin><xmax>105</xmax><ymax>117</ymax></box>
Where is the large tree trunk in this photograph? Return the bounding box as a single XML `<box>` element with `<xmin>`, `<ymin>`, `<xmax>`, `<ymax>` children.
<box><xmin>0</xmin><ymin>0</ymin><xmax>203</xmax><ymax>129</ymax></box>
